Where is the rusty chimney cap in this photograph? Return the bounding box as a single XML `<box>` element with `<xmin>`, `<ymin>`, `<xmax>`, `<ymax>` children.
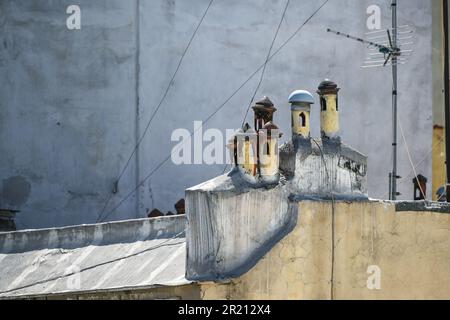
<box><xmin>262</xmin><ymin>121</ymin><xmax>279</xmax><ymax>131</ymax></box>
<box><xmin>175</xmin><ymin>199</ymin><xmax>185</xmax><ymax>209</ymax></box>
<box><xmin>317</xmin><ymin>79</ymin><xmax>340</xmax><ymax>95</ymax></box>
<box><xmin>252</xmin><ymin>96</ymin><xmax>277</xmax><ymax>112</ymax></box>
<box><xmin>256</xmin><ymin>96</ymin><xmax>274</xmax><ymax>107</ymax></box>
<box><xmin>262</xmin><ymin>122</ymin><xmax>282</xmax><ymax>138</ymax></box>
<box><xmin>148</xmin><ymin>208</ymin><xmax>163</xmax><ymax>218</ymax></box>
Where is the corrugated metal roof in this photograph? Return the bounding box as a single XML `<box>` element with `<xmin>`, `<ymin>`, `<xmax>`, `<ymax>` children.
<box><xmin>0</xmin><ymin>216</ymin><xmax>189</xmax><ymax>298</ymax></box>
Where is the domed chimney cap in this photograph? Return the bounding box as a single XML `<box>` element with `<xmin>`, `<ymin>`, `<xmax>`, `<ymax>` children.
<box><xmin>288</xmin><ymin>90</ymin><xmax>315</xmax><ymax>104</ymax></box>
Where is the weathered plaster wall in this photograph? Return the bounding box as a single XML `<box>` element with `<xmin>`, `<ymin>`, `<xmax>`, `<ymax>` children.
<box><xmin>200</xmin><ymin>201</ymin><xmax>333</xmax><ymax>299</ymax></box>
<box><xmin>333</xmin><ymin>202</ymin><xmax>450</xmax><ymax>299</ymax></box>
<box><xmin>186</xmin><ymin>173</ymin><xmax>296</xmax><ymax>280</ymax></box>
<box><xmin>285</xmin><ymin>139</ymin><xmax>367</xmax><ymax>198</ymax></box>
<box><xmin>0</xmin><ymin>0</ymin><xmax>433</xmax><ymax>229</ymax></box>
<box><xmin>200</xmin><ymin>201</ymin><xmax>450</xmax><ymax>300</ymax></box>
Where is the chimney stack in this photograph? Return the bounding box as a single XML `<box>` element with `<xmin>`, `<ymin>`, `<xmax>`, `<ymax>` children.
<box><xmin>317</xmin><ymin>79</ymin><xmax>340</xmax><ymax>140</ymax></box>
<box><xmin>288</xmin><ymin>90</ymin><xmax>315</xmax><ymax>139</ymax></box>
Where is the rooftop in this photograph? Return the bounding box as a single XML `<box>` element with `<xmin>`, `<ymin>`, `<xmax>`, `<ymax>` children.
<box><xmin>0</xmin><ymin>215</ymin><xmax>188</xmax><ymax>299</ymax></box>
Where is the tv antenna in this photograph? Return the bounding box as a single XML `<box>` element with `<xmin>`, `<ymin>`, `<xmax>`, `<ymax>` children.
<box><xmin>327</xmin><ymin>0</ymin><xmax>415</xmax><ymax>200</ymax></box>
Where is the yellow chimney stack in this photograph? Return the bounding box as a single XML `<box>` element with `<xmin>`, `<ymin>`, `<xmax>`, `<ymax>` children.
<box><xmin>317</xmin><ymin>79</ymin><xmax>340</xmax><ymax>139</ymax></box>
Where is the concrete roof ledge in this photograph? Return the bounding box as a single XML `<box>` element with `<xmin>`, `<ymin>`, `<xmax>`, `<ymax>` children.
<box><xmin>394</xmin><ymin>200</ymin><xmax>450</xmax><ymax>213</ymax></box>
<box><xmin>0</xmin><ymin>215</ymin><xmax>187</xmax><ymax>254</ymax></box>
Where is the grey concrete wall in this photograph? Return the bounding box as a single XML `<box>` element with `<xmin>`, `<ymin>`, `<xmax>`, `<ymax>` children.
<box><xmin>0</xmin><ymin>0</ymin><xmax>433</xmax><ymax>229</ymax></box>
<box><xmin>432</xmin><ymin>0</ymin><xmax>445</xmax><ymax>127</ymax></box>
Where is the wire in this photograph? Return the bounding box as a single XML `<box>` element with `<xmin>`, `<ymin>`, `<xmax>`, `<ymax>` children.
<box><xmin>221</xmin><ymin>163</ymin><xmax>230</xmax><ymax>175</ymax></box>
<box><xmin>98</xmin><ymin>0</ymin><xmax>331</xmax><ymax>222</ymax></box>
<box><xmin>222</xmin><ymin>0</ymin><xmax>291</xmax><ymax>175</ymax></box>
<box><xmin>378</xmin><ymin>131</ymin><xmax>444</xmax><ymax>200</ymax></box>
<box><xmin>96</xmin><ymin>0</ymin><xmax>214</xmax><ymax>223</ymax></box>
<box><xmin>0</xmin><ymin>230</ymin><xmax>186</xmax><ymax>296</ymax></box>
<box><xmin>99</xmin><ymin>0</ymin><xmax>330</xmax><ymax>222</ymax></box>
<box><xmin>241</xmin><ymin>0</ymin><xmax>291</xmax><ymax>127</ymax></box>
<box><xmin>398</xmin><ymin>118</ymin><xmax>426</xmax><ymax>200</ymax></box>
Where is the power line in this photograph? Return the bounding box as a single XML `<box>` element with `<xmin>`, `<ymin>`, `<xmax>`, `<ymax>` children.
<box><xmin>221</xmin><ymin>163</ymin><xmax>230</xmax><ymax>175</ymax></box>
<box><xmin>222</xmin><ymin>0</ymin><xmax>291</xmax><ymax>175</ymax></box>
<box><xmin>98</xmin><ymin>0</ymin><xmax>331</xmax><ymax>222</ymax></box>
<box><xmin>99</xmin><ymin>0</ymin><xmax>330</xmax><ymax>222</ymax></box>
<box><xmin>241</xmin><ymin>0</ymin><xmax>291</xmax><ymax>127</ymax></box>
<box><xmin>0</xmin><ymin>230</ymin><xmax>186</xmax><ymax>296</ymax></box>
<box><xmin>97</xmin><ymin>0</ymin><xmax>215</xmax><ymax>223</ymax></box>
<box><xmin>398</xmin><ymin>118</ymin><xmax>426</xmax><ymax>200</ymax></box>
<box><xmin>379</xmin><ymin>132</ymin><xmax>444</xmax><ymax>200</ymax></box>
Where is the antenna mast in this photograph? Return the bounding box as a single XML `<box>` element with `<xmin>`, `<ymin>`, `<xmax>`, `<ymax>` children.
<box><xmin>328</xmin><ymin>1</ymin><xmax>413</xmax><ymax>200</ymax></box>
<box><xmin>391</xmin><ymin>0</ymin><xmax>399</xmax><ymax>200</ymax></box>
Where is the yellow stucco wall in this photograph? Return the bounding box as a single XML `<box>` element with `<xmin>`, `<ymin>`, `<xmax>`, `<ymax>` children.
<box><xmin>321</xmin><ymin>95</ymin><xmax>339</xmax><ymax>136</ymax></box>
<box><xmin>201</xmin><ymin>201</ymin><xmax>332</xmax><ymax>300</ymax></box>
<box><xmin>200</xmin><ymin>201</ymin><xmax>450</xmax><ymax>300</ymax></box>
<box><xmin>292</xmin><ymin>110</ymin><xmax>310</xmax><ymax>137</ymax></box>
<box><xmin>432</xmin><ymin>126</ymin><xmax>446</xmax><ymax>200</ymax></box>
<box><xmin>431</xmin><ymin>1</ymin><xmax>446</xmax><ymax>201</ymax></box>
<box><xmin>237</xmin><ymin>140</ymin><xmax>257</xmax><ymax>176</ymax></box>
<box><xmin>333</xmin><ymin>202</ymin><xmax>450</xmax><ymax>299</ymax></box>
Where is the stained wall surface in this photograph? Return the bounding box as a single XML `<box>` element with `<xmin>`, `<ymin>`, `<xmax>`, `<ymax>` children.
<box><xmin>200</xmin><ymin>201</ymin><xmax>450</xmax><ymax>300</ymax></box>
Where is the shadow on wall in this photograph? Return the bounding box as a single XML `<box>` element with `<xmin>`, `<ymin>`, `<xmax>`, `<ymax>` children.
<box><xmin>1</xmin><ymin>176</ymin><xmax>31</xmax><ymax>208</ymax></box>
